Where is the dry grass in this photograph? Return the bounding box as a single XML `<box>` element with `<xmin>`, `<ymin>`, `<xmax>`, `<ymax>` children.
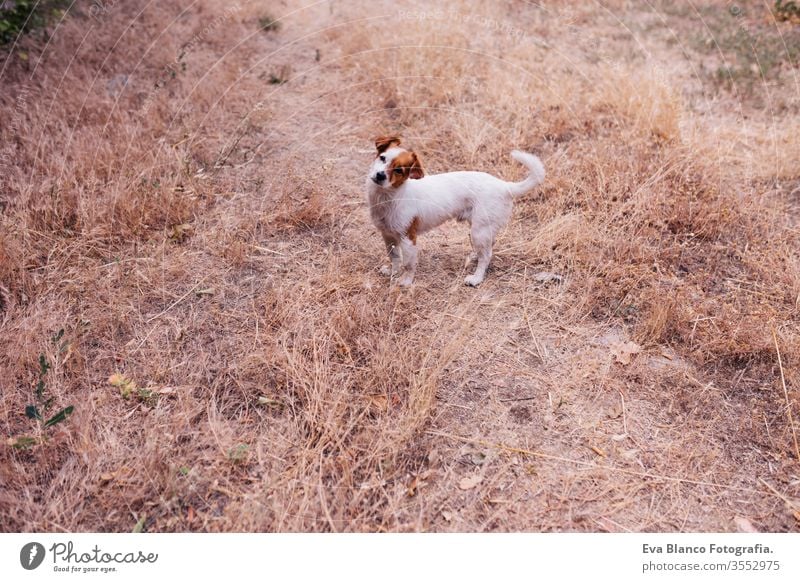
<box><xmin>1</xmin><ymin>0</ymin><xmax>799</xmax><ymax>532</ymax></box>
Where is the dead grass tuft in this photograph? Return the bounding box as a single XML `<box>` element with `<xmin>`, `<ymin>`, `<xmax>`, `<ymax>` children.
<box><xmin>1</xmin><ymin>0</ymin><xmax>799</xmax><ymax>532</ymax></box>
<box><xmin>269</xmin><ymin>180</ymin><xmax>335</xmax><ymax>235</ymax></box>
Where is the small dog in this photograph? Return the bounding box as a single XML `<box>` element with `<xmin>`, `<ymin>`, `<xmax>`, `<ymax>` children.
<box><xmin>365</xmin><ymin>136</ymin><xmax>545</xmax><ymax>287</ymax></box>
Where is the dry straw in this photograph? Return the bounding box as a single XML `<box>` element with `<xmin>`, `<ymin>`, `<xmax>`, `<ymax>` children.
<box><xmin>1</xmin><ymin>0</ymin><xmax>799</xmax><ymax>532</ymax></box>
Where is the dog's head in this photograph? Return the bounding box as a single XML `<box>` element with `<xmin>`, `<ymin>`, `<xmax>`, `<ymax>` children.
<box><xmin>368</xmin><ymin>135</ymin><xmax>425</xmax><ymax>188</ymax></box>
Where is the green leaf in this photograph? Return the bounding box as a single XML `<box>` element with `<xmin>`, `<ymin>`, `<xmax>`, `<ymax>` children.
<box><xmin>39</xmin><ymin>354</ymin><xmax>50</xmax><ymax>377</ymax></box>
<box><xmin>36</xmin><ymin>379</ymin><xmax>45</xmax><ymax>399</ymax></box>
<box><xmin>44</xmin><ymin>406</ymin><xmax>74</xmax><ymax>428</ymax></box>
<box><xmin>10</xmin><ymin>436</ymin><xmax>39</xmax><ymax>449</ymax></box>
<box><xmin>25</xmin><ymin>405</ymin><xmax>41</xmax><ymax>420</ymax></box>
<box><xmin>136</xmin><ymin>388</ymin><xmax>157</xmax><ymax>404</ymax></box>
<box><xmin>52</xmin><ymin>328</ymin><xmax>65</xmax><ymax>344</ymax></box>
<box><xmin>132</xmin><ymin>515</ymin><xmax>146</xmax><ymax>533</ymax></box>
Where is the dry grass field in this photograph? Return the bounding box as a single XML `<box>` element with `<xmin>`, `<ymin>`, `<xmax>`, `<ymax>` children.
<box><xmin>1</xmin><ymin>0</ymin><xmax>799</xmax><ymax>532</ymax></box>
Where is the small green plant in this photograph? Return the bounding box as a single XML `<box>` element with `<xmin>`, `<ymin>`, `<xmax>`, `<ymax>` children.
<box><xmin>696</xmin><ymin>12</ymin><xmax>800</xmax><ymax>97</ymax></box>
<box><xmin>9</xmin><ymin>344</ymin><xmax>75</xmax><ymax>449</ymax></box>
<box><xmin>0</xmin><ymin>0</ymin><xmax>66</xmax><ymax>45</ymax></box>
<box><xmin>132</xmin><ymin>514</ymin><xmax>147</xmax><ymax>533</ymax></box>
<box><xmin>134</xmin><ymin>387</ymin><xmax>157</xmax><ymax>405</ymax></box>
<box><xmin>108</xmin><ymin>372</ymin><xmax>158</xmax><ymax>404</ymax></box>
<box><xmin>0</xmin><ymin>0</ymin><xmax>38</xmax><ymax>44</ymax></box>
<box><xmin>258</xmin><ymin>14</ymin><xmax>280</xmax><ymax>32</ymax></box>
<box><xmin>227</xmin><ymin>443</ymin><xmax>250</xmax><ymax>465</ymax></box>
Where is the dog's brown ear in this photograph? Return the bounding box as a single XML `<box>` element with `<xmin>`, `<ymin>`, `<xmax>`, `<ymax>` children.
<box><xmin>409</xmin><ymin>152</ymin><xmax>425</xmax><ymax>179</ymax></box>
<box><xmin>388</xmin><ymin>151</ymin><xmax>425</xmax><ymax>187</ymax></box>
<box><xmin>375</xmin><ymin>135</ymin><xmax>401</xmax><ymax>154</ymax></box>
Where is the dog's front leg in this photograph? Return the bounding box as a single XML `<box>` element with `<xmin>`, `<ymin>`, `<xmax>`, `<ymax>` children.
<box><xmin>397</xmin><ymin>238</ymin><xmax>418</xmax><ymax>287</ymax></box>
<box><xmin>380</xmin><ymin>234</ymin><xmax>402</xmax><ymax>277</ymax></box>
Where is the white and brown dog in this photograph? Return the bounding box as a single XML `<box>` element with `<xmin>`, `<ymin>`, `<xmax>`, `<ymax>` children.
<box><xmin>366</xmin><ymin>136</ymin><xmax>545</xmax><ymax>287</ymax></box>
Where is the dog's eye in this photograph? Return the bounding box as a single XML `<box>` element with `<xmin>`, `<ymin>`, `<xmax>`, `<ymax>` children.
<box><xmin>379</xmin><ymin>155</ymin><xmax>386</xmax><ymax>162</ymax></box>
<box><xmin>393</xmin><ymin>168</ymin><xmax>403</xmax><ymax>174</ymax></box>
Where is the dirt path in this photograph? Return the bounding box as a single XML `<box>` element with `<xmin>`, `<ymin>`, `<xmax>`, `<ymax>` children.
<box><xmin>1</xmin><ymin>0</ymin><xmax>798</xmax><ymax>532</ymax></box>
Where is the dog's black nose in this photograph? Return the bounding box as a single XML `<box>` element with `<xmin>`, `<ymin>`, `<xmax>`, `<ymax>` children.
<box><xmin>375</xmin><ymin>171</ymin><xmax>386</xmax><ymax>182</ymax></box>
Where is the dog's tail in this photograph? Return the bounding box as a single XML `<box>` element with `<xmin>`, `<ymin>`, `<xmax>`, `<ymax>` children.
<box><xmin>507</xmin><ymin>150</ymin><xmax>545</xmax><ymax>197</ymax></box>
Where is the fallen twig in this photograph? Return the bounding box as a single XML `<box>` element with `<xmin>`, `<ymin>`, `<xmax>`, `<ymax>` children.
<box><xmin>772</xmin><ymin>327</ymin><xmax>799</xmax><ymax>463</ymax></box>
<box><xmin>145</xmin><ymin>281</ymin><xmax>203</xmax><ymax>323</ymax></box>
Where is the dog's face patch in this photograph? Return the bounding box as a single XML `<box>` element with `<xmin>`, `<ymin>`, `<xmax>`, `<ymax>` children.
<box><xmin>368</xmin><ymin>136</ymin><xmax>424</xmax><ymax>188</ymax></box>
<box><xmin>368</xmin><ymin>146</ymin><xmax>403</xmax><ymax>187</ymax></box>
<box><xmin>387</xmin><ymin>151</ymin><xmax>424</xmax><ymax>187</ymax></box>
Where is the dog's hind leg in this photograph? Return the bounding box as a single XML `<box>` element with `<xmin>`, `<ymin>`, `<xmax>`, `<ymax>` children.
<box><xmin>464</xmin><ymin>225</ymin><xmax>494</xmax><ymax>287</ymax></box>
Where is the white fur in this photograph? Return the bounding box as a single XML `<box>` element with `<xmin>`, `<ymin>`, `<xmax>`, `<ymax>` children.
<box><xmin>366</xmin><ymin>146</ymin><xmax>545</xmax><ymax>286</ymax></box>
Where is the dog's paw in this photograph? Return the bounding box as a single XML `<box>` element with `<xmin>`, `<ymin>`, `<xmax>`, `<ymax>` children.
<box><xmin>379</xmin><ymin>265</ymin><xmax>392</xmax><ymax>277</ymax></box>
<box><xmin>464</xmin><ymin>274</ymin><xmax>484</xmax><ymax>287</ymax></box>
<box><xmin>398</xmin><ymin>275</ymin><xmax>415</xmax><ymax>287</ymax></box>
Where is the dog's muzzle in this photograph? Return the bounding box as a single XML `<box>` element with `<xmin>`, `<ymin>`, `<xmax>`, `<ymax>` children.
<box><xmin>372</xmin><ymin>171</ymin><xmax>386</xmax><ymax>184</ymax></box>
